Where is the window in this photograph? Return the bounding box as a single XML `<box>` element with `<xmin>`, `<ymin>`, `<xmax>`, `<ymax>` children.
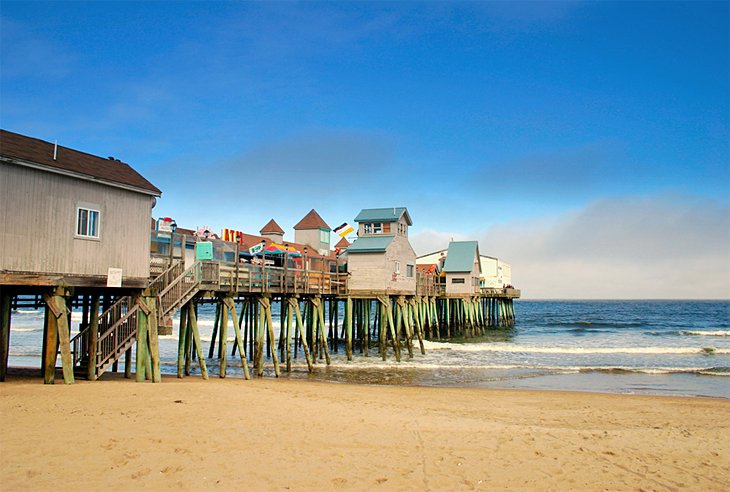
<box><xmin>406</xmin><ymin>264</ymin><xmax>414</xmax><ymax>277</ymax></box>
<box><xmin>364</xmin><ymin>222</ymin><xmax>383</xmax><ymax>234</ymax></box>
<box><xmin>398</xmin><ymin>223</ymin><xmax>407</xmax><ymax>235</ymax></box>
<box><xmin>76</xmin><ymin>206</ymin><xmax>100</xmax><ymax>239</ymax></box>
<box><xmin>319</xmin><ymin>229</ymin><xmax>330</xmax><ymax>244</ymax></box>
<box><xmin>394</xmin><ymin>261</ymin><xmax>400</xmax><ymax>274</ymax></box>
<box><xmin>451</xmin><ymin>277</ymin><xmax>465</xmax><ymax>284</ymax></box>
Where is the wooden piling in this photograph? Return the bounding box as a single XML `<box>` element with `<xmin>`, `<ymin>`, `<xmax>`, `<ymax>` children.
<box><xmin>0</xmin><ymin>291</ymin><xmax>11</xmax><ymax>382</ymax></box>
<box><xmin>187</xmin><ymin>302</ymin><xmax>209</xmax><ymax>380</ymax></box>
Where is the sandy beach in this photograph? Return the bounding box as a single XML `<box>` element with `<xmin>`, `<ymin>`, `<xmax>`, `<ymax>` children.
<box><xmin>0</xmin><ymin>375</ymin><xmax>728</xmax><ymax>491</ymax></box>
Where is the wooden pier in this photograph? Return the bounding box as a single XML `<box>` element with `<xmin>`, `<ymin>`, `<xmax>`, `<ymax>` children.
<box><xmin>0</xmin><ymin>251</ymin><xmax>519</xmax><ymax>384</ymax></box>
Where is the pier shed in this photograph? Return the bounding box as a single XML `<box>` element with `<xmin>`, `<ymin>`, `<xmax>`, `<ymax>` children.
<box><xmin>0</xmin><ymin>130</ymin><xmax>160</xmax><ymax>287</ymax></box>
<box><xmin>0</xmin><ymin>129</ymin><xmax>161</xmax><ymax>385</ymax></box>
<box><xmin>443</xmin><ymin>241</ymin><xmax>481</xmax><ymax>295</ymax></box>
<box><xmin>347</xmin><ymin>207</ymin><xmax>417</xmax><ymax>295</ymax></box>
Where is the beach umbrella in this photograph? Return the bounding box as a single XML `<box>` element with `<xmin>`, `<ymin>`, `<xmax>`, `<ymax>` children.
<box><xmin>264</xmin><ymin>243</ymin><xmax>301</xmax><ymax>257</ymax></box>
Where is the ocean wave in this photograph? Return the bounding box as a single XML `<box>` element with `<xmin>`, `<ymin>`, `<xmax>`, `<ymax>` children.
<box><xmin>681</xmin><ymin>330</ymin><xmax>730</xmax><ymax>337</ymax></box>
<box><xmin>542</xmin><ymin>321</ymin><xmax>646</xmax><ymax>329</ymax></box>
<box><xmin>10</xmin><ymin>327</ymin><xmax>42</xmax><ymax>333</ymax></box>
<box><xmin>422</xmin><ymin>341</ymin><xmax>730</xmax><ymax>355</ymax></box>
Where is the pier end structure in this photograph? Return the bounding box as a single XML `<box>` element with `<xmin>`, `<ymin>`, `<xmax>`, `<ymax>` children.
<box><xmin>346</xmin><ymin>207</ymin><xmax>417</xmax><ymax>296</ymax></box>
<box><xmin>0</xmin><ymin>129</ymin><xmax>162</xmax><ymax>383</ymax></box>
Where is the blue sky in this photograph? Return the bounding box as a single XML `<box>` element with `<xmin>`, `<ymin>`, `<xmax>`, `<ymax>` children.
<box><xmin>2</xmin><ymin>1</ymin><xmax>728</xmax><ymax>298</ymax></box>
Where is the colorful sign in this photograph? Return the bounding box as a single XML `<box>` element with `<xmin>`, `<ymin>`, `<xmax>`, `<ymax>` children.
<box><xmin>222</xmin><ymin>228</ymin><xmax>245</xmax><ymax>244</ymax></box>
<box><xmin>156</xmin><ymin>217</ymin><xmax>176</xmax><ymax>233</ymax></box>
<box><xmin>249</xmin><ymin>243</ymin><xmax>265</xmax><ymax>255</ymax></box>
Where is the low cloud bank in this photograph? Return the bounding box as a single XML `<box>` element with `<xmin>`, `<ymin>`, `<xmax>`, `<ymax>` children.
<box><xmin>411</xmin><ymin>194</ymin><xmax>730</xmax><ymax>299</ymax></box>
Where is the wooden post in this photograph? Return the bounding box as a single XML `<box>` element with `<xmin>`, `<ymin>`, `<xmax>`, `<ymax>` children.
<box><xmin>209</xmin><ymin>302</ymin><xmax>220</xmax><ymax>359</ymax></box>
<box><xmin>315</xmin><ymin>298</ymin><xmax>331</xmax><ymax>365</ymax></box>
<box><xmin>410</xmin><ymin>298</ymin><xmax>426</xmax><ymax>355</ymax></box>
<box><xmin>187</xmin><ymin>302</ymin><xmax>209</xmax><ymax>380</ymax></box>
<box><xmin>145</xmin><ymin>296</ymin><xmax>162</xmax><ymax>383</ymax></box>
<box><xmin>0</xmin><ymin>291</ymin><xmax>11</xmax><ymax>382</ymax></box>
<box><xmin>285</xmin><ymin>298</ymin><xmax>293</xmax><ymax>372</ymax></box>
<box><xmin>364</xmin><ymin>299</ymin><xmax>370</xmax><ymax>357</ymax></box>
<box><xmin>255</xmin><ymin>298</ymin><xmax>265</xmax><ymax>376</ymax></box>
<box><xmin>220</xmin><ymin>298</ymin><xmax>229</xmax><ymax>377</ymax></box>
<box><xmin>379</xmin><ymin>296</ymin><xmax>400</xmax><ymax>362</ymax></box>
<box><xmin>124</xmin><ymin>348</ymin><xmax>132</xmax><ymax>378</ymax></box>
<box><xmin>290</xmin><ymin>298</ymin><xmax>313</xmax><ymax>372</ymax></box>
<box><xmin>177</xmin><ymin>304</ymin><xmax>189</xmax><ymax>378</ymax></box>
<box><xmin>44</xmin><ymin>292</ymin><xmax>74</xmax><ymax>384</ymax></box>
<box><xmin>345</xmin><ymin>297</ymin><xmax>353</xmax><ymax>361</ymax></box>
<box><xmin>42</xmin><ymin>303</ymin><xmax>57</xmax><ymax>384</ymax></box>
<box><xmin>135</xmin><ymin>295</ymin><xmax>148</xmax><ymax>382</ymax></box>
<box><xmin>224</xmin><ymin>297</ymin><xmax>249</xmax><ymax>380</ymax></box>
<box><xmin>262</xmin><ymin>297</ymin><xmax>281</xmax><ymax>376</ymax></box>
<box><xmin>87</xmin><ymin>295</ymin><xmax>100</xmax><ymax>381</ymax></box>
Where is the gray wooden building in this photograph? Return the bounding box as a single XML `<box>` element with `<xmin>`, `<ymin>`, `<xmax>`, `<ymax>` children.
<box><xmin>1</xmin><ymin>130</ymin><xmax>160</xmax><ymax>288</ymax></box>
<box><xmin>346</xmin><ymin>207</ymin><xmax>417</xmax><ymax>295</ymax></box>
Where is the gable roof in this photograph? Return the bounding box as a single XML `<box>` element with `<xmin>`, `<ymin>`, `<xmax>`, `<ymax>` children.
<box><xmin>443</xmin><ymin>241</ymin><xmax>480</xmax><ymax>273</ymax></box>
<box><xmin>260</xmin><ymin>219</ymin><xmax>284</xmax><ymax>235</ymax></box>
<box><xmin>335</xmin><ymin>237</ymin><xmax>351</xmax><ymax>248</ymax></box>
<box><xmin>0</xmin><ymin>129</ymin><xmax>161</xmax><ymax>196</ymax></box>
<box><xmin>294</xmin><ymin>209</ymin><xmax>330</xmax><ymax>230</ymax></box>
<box><xmin>347</xmin><ymin>235</ymin><xmax>395</xmax><ymax>253</ymax></box>
<box><xmin>354</xmin><ymin>207</ymin><xmax>412</xmax><ymax>225</ymax></box>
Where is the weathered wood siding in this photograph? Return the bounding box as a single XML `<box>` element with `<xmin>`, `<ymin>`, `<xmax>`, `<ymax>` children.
<box><xmin>348</xmin><ymin>234</ymin><xmax>416</xmax><ymax>294</ymax></box>
<box><xmin>347</xmin><ymin>252</ymin><xmax>388</xmax><ymax>292</ymax></box>
<box><xmin>446</xmin><ymin>255</ymin><xmax>480</xmax><ymax>295</ymax></box>
<box><xmin>0</xmin><ymin>163</ymin><xmax>153</xmax><ymax>280</ymax></box>
<box><xmin>385</xmin><ymin>234</ymin><xmax>416</xmax><ymax>293</ymax></box>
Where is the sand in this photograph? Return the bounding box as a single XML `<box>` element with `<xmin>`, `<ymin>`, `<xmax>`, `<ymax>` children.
<box><xmin>0</xmin><ymin>375</ymin><xmax>728</xmax><ymax>491</ymax></box>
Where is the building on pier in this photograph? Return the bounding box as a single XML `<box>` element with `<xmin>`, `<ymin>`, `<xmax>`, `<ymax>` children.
<box><xmin>294</xmin><ymin>209</ymin><xmax>331</xmax><ymax>256</ymax></box>
<box><xmin>442</xmin><ymin>241</ymin><xmax>482</xmax><ymax>295</ymax></box>
<box><xmin>0</xmin><ymin>129</ymin><xmax>162</xmax><ymax>384</ymax></box>
<box><xmin>1</xmin><ymin>130</ymin><xmax>160</xmax><ymax>288</ymax></box>
<box><xmin>346</xmin><ymin>207</ymin><xmax>416</xmax><ymax>295</ymax></box>
<box><xmin>416</xmin><ymin>247</ymin><xmax>512</xmax><ymax>290</ymax></box>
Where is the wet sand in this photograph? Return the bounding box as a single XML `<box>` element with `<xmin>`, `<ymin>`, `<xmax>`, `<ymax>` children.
<box><xmin>1</xmin><ymin>374</ymin><xmax>728</xmax><ymax>491</ymax></box>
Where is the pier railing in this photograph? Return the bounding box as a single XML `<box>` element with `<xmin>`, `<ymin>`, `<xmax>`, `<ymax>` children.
<box><xmin>201</xmin><ymin>260</ymin><xmax>348</xmax><ymax>295</ymax></box>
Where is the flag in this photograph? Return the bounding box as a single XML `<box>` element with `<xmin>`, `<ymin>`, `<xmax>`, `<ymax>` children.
<box><xmin>249</xmin><ymin>243</ymin><xmax>265</xmax><ymax>255</ymax></box>
<box><xmin>333</xmin><ymin>222</ymin><xmax>354</xmax><ymax>238</ymax></box>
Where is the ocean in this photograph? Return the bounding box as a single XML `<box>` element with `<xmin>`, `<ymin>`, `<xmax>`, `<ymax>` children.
<box><xmin>7</xmin><ymin>300</ymin><xmax>729</xmax><ymax>398</ymax></box>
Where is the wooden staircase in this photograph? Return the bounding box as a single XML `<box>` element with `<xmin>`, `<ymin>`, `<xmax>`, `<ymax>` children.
<box><xmin>71</xmin><ymin>295</ymin><xmax>139</xmax><ymax>379</ymax></box>
<box><xmin>70</xmin><ymin>261</ymin><xmax>204</xmax><ymax>380</ymax></box>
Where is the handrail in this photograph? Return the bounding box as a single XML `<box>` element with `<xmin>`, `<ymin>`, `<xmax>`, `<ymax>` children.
<box><xmin>149</xmin><ymin>259</ymin><xmax>184</xmax><ymax>294</ymax></box>
<box><xmin>158</xmin><ymin>261</ymin><xmax>201</xmax><ymax>319</ymax></box>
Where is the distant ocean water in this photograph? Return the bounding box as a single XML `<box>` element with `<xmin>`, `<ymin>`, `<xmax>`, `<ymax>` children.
<box><xmin>7</xmin><ymin>300</ymin><xmax>730</xmax><ymax>398</ymax></box>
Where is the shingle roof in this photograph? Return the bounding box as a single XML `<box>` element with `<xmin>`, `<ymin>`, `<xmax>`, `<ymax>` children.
<box><xmin>335</xmin><ymin>237</ymin><xmax>351</xmax><ymax>248</ymax></box>
<box><xmin>354</xmin><ymin>207</ymin><xmax>412</xmax><ymax>225</ymax></box>
<box><xmin>0</xmin><ymin>129</ymin><xmax>161</xmax><ymax>195</ymax></box>
<box><xmin>443</xmin><ymin>241</ymin><xmax>480</xmax><ymax>273</ymax></box>
<box><xmin>347</xmin><ymin>235</ymin><xmax>395</xmax><ymax>253</ymax></box>
<box><xmin>294</xmin><ymin>209</ymin><xmax>330</xmax><ymax>230</ymax></box>
<box><xmin>260</xmin><ymin>219</ymin><xmax>284</xmax><ymax>234</ymax></box>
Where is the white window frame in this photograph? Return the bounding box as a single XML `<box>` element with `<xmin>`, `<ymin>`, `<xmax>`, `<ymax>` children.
<box><xmin>319</xmin><ymin>229</ymin><xmax>330</xmax><ymax>244</ymax></box>
<box><xmin>394</xmin><ymin>260</ymin><xmax>400</xmax><ymax>274</ymax></box>
<box><xmin>76</xmin><ymin>205</ymin><xmax>101</xmax><ymax>240</ymax></box>
<box><xmin>372</xmin><ymin>222</ymin><xmax>383</xmax><ymax>234</ymax></box>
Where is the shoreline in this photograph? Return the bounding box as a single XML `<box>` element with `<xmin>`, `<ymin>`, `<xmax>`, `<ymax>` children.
<box><xmin>2</xmin><ymin>375</ymin><xmax>728</xmax><ymax>490</ymax></box>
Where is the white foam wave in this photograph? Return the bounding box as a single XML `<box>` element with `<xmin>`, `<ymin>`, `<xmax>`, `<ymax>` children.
<box><xmin>422</xmin><ymin>341</ymin><xmax>730</xmax><ymax>355</ymax></box>
<box><xmin>10</xmin><ymin>327</ymin><xmax>41</xmax><ymax>333</ymax></box>
<box><xmin>681</xmin><ymin>330</ymin><xmax>730</xmax><ymax>337</ymax></box>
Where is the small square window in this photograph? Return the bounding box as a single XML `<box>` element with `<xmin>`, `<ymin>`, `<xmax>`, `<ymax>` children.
<box><xmin>76</xmin><ymin>207</ymin><xmax>100</xmax><ymax>239</ymax></box>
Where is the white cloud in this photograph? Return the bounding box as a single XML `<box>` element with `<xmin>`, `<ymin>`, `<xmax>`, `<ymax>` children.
<box><xmin>413</xmin><ymin>194</ymin><xmax>730</xmax><ymax>299</ymax></box>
